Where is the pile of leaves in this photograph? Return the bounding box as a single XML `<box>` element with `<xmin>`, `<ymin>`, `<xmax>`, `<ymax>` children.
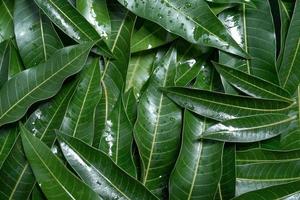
<box><xmin>0</xmin><ymin>0</ymin><xmax>299</xmax><ymax>199</ymax></box>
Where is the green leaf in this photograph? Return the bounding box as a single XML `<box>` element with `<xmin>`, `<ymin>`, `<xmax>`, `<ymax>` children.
<box><xmin>162</xmin><ymin>86</ymin><xmax>293</xmax><ymax>121</ymax></box>
<box><xmin>14</xmin><ymin>0</ymin><xmax>63</xmax><ymax>68</ymax></box>
<box><xmin>277</xmin><ymin>0</ymin><xmax>295</xmax><ymax>68</ymax></box>
<box><xmin>219</xmin><ymin>0</ymin><xmax>278</xmax><ymax>84</ymax></box>
<box><xmin>0</xmin><ymin>0</ymin><xmax>14</xmax><ymax>42</ymax></box>
<box><xmin>98</xmin><ymin>95</ymin><xmax>137</xmax><ymax>177</ymax></box>
<box><xmin>279</xmin><ymin>0</ymin><xmax>300</xmax><ymax>95</ymax></box>
<box><xmin>236</xmin><ymin>159</ymin><xmax>300</xmax><ymax>195</ymax></box>
<box><xmin>77</xmin><ymin>0</ymin><xmax>111</xmax><ymax>39</ymax></box>
<box><xmin>123</xmin><ymin>88</ymin><xmax>137</xmax><ymax>125</ymax></box>
<box><xmin>175</xmin><ymin>58</ymin><xmax>202</xmax><ymax>86</ymax></box>
<box><xmin>117</xmin><ymin>0</ymin><xmax>248</xmax><ymax>58</ymax></box>
<box><xmin>57</xmin><ymin>133</ymin><xmax>159</xmax><ymax>200</ymax></box>
<box><xmin>134</xmin><ymin>47</ymin><xmax>182</xmax><ymax>198</ymax></box>
<box><xmin>213</xmin><ymin>62</ymin><xmax>292</xmax><ymax>102</ymax></box>
<box><xmin>0</xmin><ymin>81</ymin><xmax>76</xmax><ymax>200</ymax></box>
<box><xmin>202</xmin><ymin>114</ymin><xmax>297</xmax><ymax>143</ymax></box>
<box><xmin>31</xmin><ymin>186</ymin><xmax>46</xmax><ymax>200</ymax></box>
<box><xmin>20</xmin><ymin>125</ymin><xmax>101</xmax><ymax>200</ymax></box>
<box><xmin>233</xmin><ymin>180</ymin><xmax>300</xmax><ymax>200</ymax></box>
<box><xmin>126</xmin><ymin>50</ymin><xmax>156</xmax><ymax>96</ymax></box>
<box><xmin>7</xmin><ymin>41</ymin><xmax>24</xmax><ymax>79</ymax></box>
<box><xmin>0</xmin><ymin>40</ymin><xmax>10</xmax><ymax>87</ymax></box>
<box><xmin>206</xmin><ymin>0</ymin><xmax>255</xmax><ymax>6</ymax></box>
<box><xmin>33</xmin><ymin>0</ymin><xmax>111</xmax><ymax>57</ymax></box>
<box><xmin>60</xmin><ymin>58</ymin><xmax>101</xmax><ymax>144</ymax></box>
<box><xmin>0</xmin><ymin>126</ymin><xmax>18</xmax><ymax>169</ymax></box>
<box><xmin>0</xmin><ymin>43</ymin><xmax>93</xmax><ymax>127</ymax></box>
<box><xmin>236</xmin><ymin>148</ymin><xmax>300</xmax><ymax>165</ymax></box>
<box><xmin>169</xmin><ymin>110</ymin><xmax>223</xmax><ymax>200</ymax></box>
<box><xmin>94</xmin><ymin>3</ymin><xmax>135</xmax><ymax>147</ymax></box>
<box><xmin>131</xmin><ymin>21</ymin><xmax>177</xmax><ymax>53</ymax></box>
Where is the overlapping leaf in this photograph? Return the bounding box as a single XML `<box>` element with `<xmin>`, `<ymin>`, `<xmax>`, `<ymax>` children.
<box><xmin>58</xmin><ymin>133</ymin><xmax>158</xmax><ymax>200</ymax></box>
<box><xmin>0</xmin><ymin>0</ymin><xmax>14</xmax><ymax>42</ymax></box>
<box><xmin>0</xmin><ymin>43</ymin><xmax>93</xmax><ymax>127</ymax></box>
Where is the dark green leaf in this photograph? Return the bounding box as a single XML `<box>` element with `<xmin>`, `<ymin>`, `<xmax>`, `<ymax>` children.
<box><xmin>162</xmin><ymin>86</ymin><xmax>293</xmax><ymax>121</ymax></box>
<box><xmin>0</xmin><ymin>43</ymin><xmax>93</xmax><ymax>127</ymax></box>
<box><xmin>14</xmin><ymin>0</ymin><xmax>63</xmax><ymax>68</ymax></box>
<box><xmin>58</xmin><ymin>133</ymin><xmax>159</xmax><ymax>200</ymax></box>
<box><xmin>118</xmin><ymin>0</ymin><xmax>248</xmax><ymax>58</ymax></box>
<box><xmin>60</xmin><ymin>58</ymin><xmax>101</xmax><ymax>144</ymax></box>
<box><xmin>21</xmin><ymin>125</ymin><xmax>101</xmax><ymax>200</ymax></box>
<box><xmin>0</xmin><ymin>0</ymin><xmax>14</xmax><ymax>42</ymax></box>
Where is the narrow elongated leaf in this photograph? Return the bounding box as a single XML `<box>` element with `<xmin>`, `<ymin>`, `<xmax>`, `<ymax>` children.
<box><xmin>31</xmin><ymin>186</ymin><xmax>46</xmax><ymax>200</ymax></box>
<box><xmin>169</xmin><ymin>110</ymin><xmax>223</xmax><ymax>200</ymax></box>
<box><xmin>0</xmin><ymin>82</ymin><xmax>76</xmax><ymax>200</ymax></box>
<box><xmin>99</xmin><ymin>95</ymin><xmax>137</xmax><ymax>177</ymax></box>
<box><xmin>236</xmin><ymin>149</ymin><xmax>300</xmax><ymax>165</ymax></box>
<box><xmin>134</xmin><ymin>48</ymin><xmax>182</xmax><ymax>198</ymax></box>
<box><xmin>279</xmin><ymin>0</ymin><xmax>300</xmax><ymax>94</ymax></box>
<box><xmin>118</xmin><ymin>0</ymin><xmax>248</xmax><ymax>58</ymax></box>
<box><xmin>131</xmin><ymin>21</ymin><xmax>176</xmax><ymax>53</ymax></box>
<box><xmin>21</xmin><ymin>126</ymin><xmax>101</xmax><ymax>200</ymax></box>
<box><xmin>277</xmin><ymin>0</ymin><xmax>295</xmax><ymax>68</ymax></box>
<box><xmin>236</xmin><ymin>160</ymin><xmax>300</xmax><ymax>195</ymax></box>
<box><xmin>0</xmin><ymin>126</ymin><xmax>18</xmax><ymax>168</ymax></box>
<box><xmin>219</xmin><ymin>0</ymin><xmax>278</xmax><ymax>83</ymax></box>
<box><xmin>8</xmin><ymin>41</ymin><xmax>24</xmax><ymax>79</ymax></box>
<box><xmin>14</xmin><ymin>0</ymin><xmax>63</xmax><ymax>68</ymax></box>
<box><xmin>77</xmin><ymin>0</ymin><xmax>111</xmax><ymax>39</ymax></box>
<box><xmin>60</xmin><ymin>58</ymin><xmax>101</xmax><ymax>144</ymax></box>
<box><xmin>214</xmin><ymin>62</ymin><xmax>292</xmax><ymax>102</ymax></box>
<box><xmin>175</xmin><ymin>58</ymin><xmax>202</xmax><ymax>86</ymax></box>
<box><xmin>162</xmin><ymin>87</ymin><xmax>293</xmax><ymax>121</ymax></box>
<box><xmin>202</xmin><ymin>114</ymin><xmax>297</xmax><ymax>142</ymax></box>
<box><xmin>233</xmin><ymin>180</ymin><xmax>300</xmax><ymax>200</ymax></box>
<box><xmin>0</xmin><ymin>40</ymin><xmax>10</xmax><ymax>87</ymax></box>
<box><xmin>206</xmin><ymin>0</ymin><xmax>254</xmax><ymax>6</ymax></box>
<box><xmin>33</xmin><ymin>0</ymin><xmax>111</xmax><ymax>57</ymax></box>
<box><xmin>58</xmin><ymin>133</ymin><xmax>158</xmax><ymax>200</ymax></box>
<box><xmin>94</xmin><ymin>3</ymin><xmax>135</xmax><ymax>147</ymax></box>
<box><xmin>123</xmin><ymin>88</ymin><xmax>137</xmax><ymax>125</ymax></box>
<box><xmin>0</xmin><ymin>0</ymin><xmax>14</xmax><ymax>42</ymax></box>
<box><xmin>126</xmin><ymin>50</ymin><xmax>156</xmax><ymax>96</ymax></box>
<box><xmin>0</xmin><ymin>42</ymin><xmax>93</xmax><ymax>127</ymax></box>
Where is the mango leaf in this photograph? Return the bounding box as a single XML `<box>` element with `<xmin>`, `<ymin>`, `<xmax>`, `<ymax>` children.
<box><xmin>77</xmin><ymin>0</ymin><xmax>111</xmax><ymax>39</ymax></box>
<box><xmin>219</xmin><ymin>0</ymin><xmax>278</xmax><ymax>84</ymax></box>
<box><xmin>169</xmin><ymin>110</ymin><xmax>223</xmax><ymax>200</ymax></box>
<box><xmin>0</xmin><ymin>42</ymin><xmax>93</xmax><ymax>127</ymax></box>
<box><xmin>213</xmin><ymin>62</ymin><xmax>292</xmax><ymax>102</ymax></box>
<box><xmin>98</xmin><ymin>95</ymin><xmax>137</xmax><ymax>177</ymax></box>
<box><xmin>14</xmin><ymin>0</ymin><xmax>63</xmax><ymax>68</ymax></box>
<box><xmin>117</xmin><ymin>0</ymin><xmax>248</xmax><ymax>58</ymax></box>
<box><xmin>202</xmin><ymin>114</ymin><xmax>297</xmax><ymax>143</ymax></box>
<box><xmin>279</xmin><ymin>0</ymin><xmax>300</xmax><ymax>95</ymax></box>
<box><xmin>0</xmin><ymin>40</ymin><xmax>10</xmax><ymax>87</ymax></box>
<box><xmin>277</xmin><ymin>0</ymin><xmax>295</xmax><ymax>68</ymax></box>
<box><xmin>131</xmin><ymin>21</ymin><xmax>177</xmax><ymax>53</ymax></box>
<box><xmin>233</xmin><ymin>180</ymin><xmax>300</xmax><ymax>200</ymax></box>
<box><xmin>236</xmin><ymin>149</ymin><xmax>300</xmax><ymax>165</ymax></box>
<box><xmin>0</xmin><ymin>0</ymin><xmax>14</xmax><ymax>42</ymax></box>
<box><xmin>60</xmin><ymin>58</ymin><xmax>101</xmax><ymax>144</ymax></box>
<box><xmin>175</xmin><ymin>58</ymin><xmax>202</xmax><ymax>86</ymax></box>
<box><xmin>162</xmin><ymin>86</ymin><xmax>293</xmax><ymax>121</ymax></box>
<box><xmin>58</xmin><ymin>133</ymin><xmax>159</xmax><ymax>200</ymax></box>
<box><xmin>126</xmin><ymin>50</ymin><xmax>156</xmax><ymax>96</ymax></box>
<box><xmin>0</xmin><ymin>81</ymin><xmax>76</xmax><ymax>200</ymax></box>
<box><xmin>33</xmin><ymin>0</ymin><xmax>112</xmax><ymax>57</ymax></box>
<box><xmin>31</xmin><ymin>186</ymin><xmax>46</xmax><ymax>200</ymax></box>
<box><xmin>93</xmin><ymin>3</ymin><xmax>135</xmax><ymax>148</ymax></box>
<box><xmin>123</xmin><ymin>88</ymin><xmax>137</xmax><ymax>125</ymax></box>
<box><xmin>134</xmin><ymin>47</ymin><xmax>182</xmax><ymax>198</ymax></box>
<box><xmin>0</xmin><ymin>126</ymin><xmax>18</xmax><ymax>169</ymax></box>
<box><xmin>206</xmin><ymin>0</ymin><xmax>255</xmax><ymax>6</ymax></box>
<box><xmin>236</xmin><ymin>159</ymin><xmax>300</xmax><ymax>195</ymax></box>
<box><xmin>20</xmin><ymin>125</ymin><xmax>101</xmax><ymax>200</ymax></box>
<box><xmin>7</xmin><ymin>41</ymin><xmax>24</xmax><ymax>79</ymax></box>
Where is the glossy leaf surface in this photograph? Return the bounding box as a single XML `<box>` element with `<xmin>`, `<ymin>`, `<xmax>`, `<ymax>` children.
<box><xmin>0</xmin><ymin>0</ymin><xmax>14</xmax><ymax>42</ymax></box>
<box><xmin>58</xmin><ymin>133</ymin><xmax>158</xmax><ymax>200</ymax></box>
<box><xmin>0</xmin><ymin>43</ymin><xmax>93</xmax><ymax>127</ymax></box>
<box><xmin>117</xmin><ymin>0</ymin><xmax>248</xmax><ymax>58</ymax></box>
